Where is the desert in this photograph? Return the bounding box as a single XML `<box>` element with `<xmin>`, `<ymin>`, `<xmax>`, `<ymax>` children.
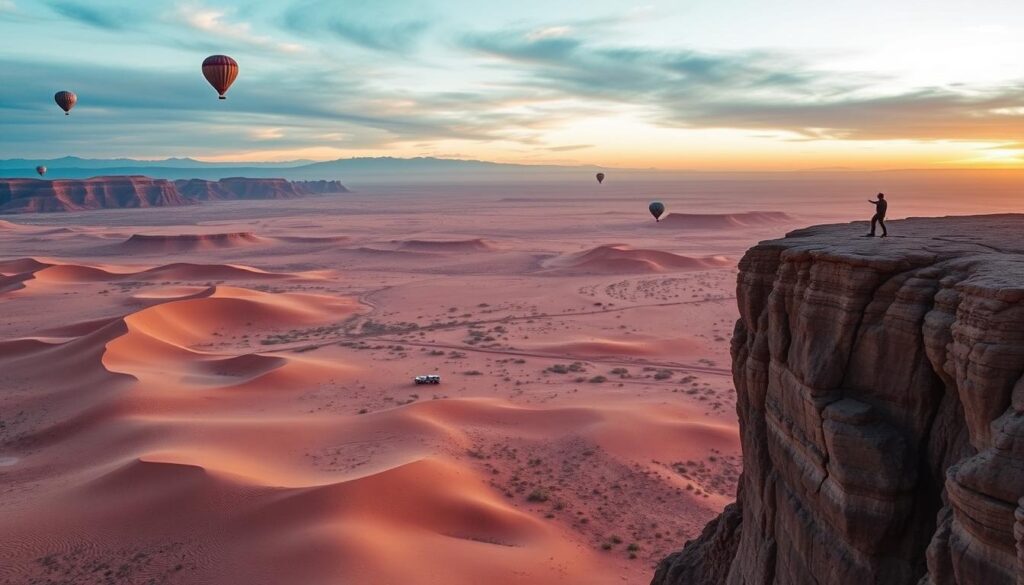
<box><xmin>0</xmin><ymin>183</ymin><xmax>756</xmax><ymax>585</ymax></box>
<box><xmin>2</xmin><ymin>174</ymin><xmax>1022</xmax><ymax>584</ymax></box>
<box><xmin>4</xmin><ymin>1</ymin><xmax>1024</xmax><ymax>583</ymax></box>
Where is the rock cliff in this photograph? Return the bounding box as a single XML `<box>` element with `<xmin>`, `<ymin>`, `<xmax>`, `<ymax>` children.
<box><xmin>174</xmin><ymin>178</ymin><xmax>349</xmax><ymax>200</ymax></box>
<box><xmin>0</xmin><ymin>176</ymin><xmax>190</xmax><ymax>213</ymax></box>
<box><xmin>0</xmin><ymin>176</ymin><xmax>351</xmax><ymax>213</ymax></box>
<box><xmin>293</xmin><ymin>179</ymin><xmax>351</xmax><ymax>194</ymax></box>
<box><xmin>654</xmin><ymin>215</ymin><xmax>1024</xmax><ymax>585</ymax></box>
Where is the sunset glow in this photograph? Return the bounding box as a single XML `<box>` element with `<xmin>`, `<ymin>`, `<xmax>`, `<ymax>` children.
<box><xmin>2</xmin><ymin>0</ymin><xmax>1024</xmax><ymax>169</ymax></box>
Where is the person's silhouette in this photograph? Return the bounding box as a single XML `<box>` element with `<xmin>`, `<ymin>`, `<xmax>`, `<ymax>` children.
<box><xmin>863</xmin><ymin>193</ymin><xmax>888</xmax><ymax>237</ymax></box>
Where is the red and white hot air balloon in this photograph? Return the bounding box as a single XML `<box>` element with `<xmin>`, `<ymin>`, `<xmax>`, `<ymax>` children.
<box><xmin>202</xmin><ymin>55</ymin><xmax>239</xmax><ymax>100</ymax></box>
<box><xmin>54</xmin><ymin>91</ymin><xmax>77</xmax><ymax>115</ymax></box>
<box><xmin>36</xmin><ymin>166</ymin><xmax>47</xmax><ymax>177</ymax></box>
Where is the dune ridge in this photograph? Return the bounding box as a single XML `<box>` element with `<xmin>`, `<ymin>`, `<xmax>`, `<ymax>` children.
<box><xmin>1</xmin><ymin>257</ymin><xmax>305</xmax><ymax>289</ymax></box>
<box><xmin>656</xmin><ymin>211</ymin><xmax>792</xmax><ymax>229</ymax></box>
<box><xmin>119</xmin><ymin>232</ymin><xmax>270</xmax><ymax>252</ymax></box>
<box><xmin>396</xmin><ymin>238</ymin><xmax>496</xmax><ymax>252</ymax></box>
<box><xmin>546</xmin><ymin>244</ymin><xmax>732</xmax><ymax>274</ymax></box>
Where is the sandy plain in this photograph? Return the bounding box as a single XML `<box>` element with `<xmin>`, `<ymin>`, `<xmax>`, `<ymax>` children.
<box><xmin>1</xmin><ymin>177</ymin><xmax>1016</xmax><ymax>585</ymax></box>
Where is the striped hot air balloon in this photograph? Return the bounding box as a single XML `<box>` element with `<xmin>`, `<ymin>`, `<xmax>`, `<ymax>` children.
<box><xmin>36</xmin><ymin>166</ymin><xmax>47</xmax><ymax>177</ymax></box>
<box><xmin>202</xmin><ymin>55</ymin><xmax>239</xmax><ymax>100</ymax></box>
<box><xmin>54</xmin><ymin>91</ymin><xmax>77</xmax><ymax>115</ymax></box>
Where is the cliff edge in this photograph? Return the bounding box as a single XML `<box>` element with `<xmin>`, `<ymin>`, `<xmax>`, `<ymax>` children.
<box><xmin>654</xmin><ymin>215</ymin><xmax>1024</xmax><ymax>585</ymax></box>
<box><xmin>0</xmin><ymin>176</ymin><xmax>351</xmax><ymax>213</ymax></box>
<box><xmin>0</xmin><ymin>176</ymin><xmax>190</xmax><ymax>213</ymax></box>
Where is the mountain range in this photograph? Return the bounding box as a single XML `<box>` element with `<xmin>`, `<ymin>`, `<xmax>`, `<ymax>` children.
<box><xmin>0</xmin><ymin>156</ymin><xmax>610</xmax><ymax>184</ymax></box>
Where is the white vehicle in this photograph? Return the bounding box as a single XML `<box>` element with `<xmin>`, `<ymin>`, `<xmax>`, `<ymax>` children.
<box><xmin>414</xmin><ymin>374</ymin><xmax>441</xmax><ymax>385</ymax></box>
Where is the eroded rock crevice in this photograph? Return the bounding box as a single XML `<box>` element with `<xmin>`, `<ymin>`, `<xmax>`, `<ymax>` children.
<box><xmin>654</xmin><ymin>217</ymin><xmax>1024</xmax><ymax>585</ymax></box>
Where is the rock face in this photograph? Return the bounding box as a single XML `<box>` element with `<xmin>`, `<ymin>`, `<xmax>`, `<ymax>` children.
<box><xmin>0</xmin><ymin>176</ymin><xmax>191</xmax><ymax>213</ymax></box>
<box><xmin>0</xmin><ymin>176</ymin><xmax>351</xmax><ymax>213</ymax></box>
<box><xmin>654</xmin><ymin>215</ymin><xmax>1024</xmax><ymax>585</ymax></box>
<box><xmin>293</xmin><ymin>179</ymin><xmax>350</xmax><ymax>194</ymax></box>
<box><xmin>174</xmin><ymin>178</ymin><xmax>349</xmax><ymax>200</ymax></box>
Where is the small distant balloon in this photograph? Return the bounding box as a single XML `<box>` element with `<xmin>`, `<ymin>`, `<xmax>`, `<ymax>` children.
<box><xmin>649</xmin><ymin>201</ymin><xmax>665</xmax><ymax>222</ymax></box>
<box><xmin>596</xmin><ymin>172</ymin><xmax>605</xmax><ymax>184</ymax></box>
<box><xmin>54</xmin><ymin>91</ymin><xmax>77</xmax><ymax>115</ymax></box>
<box><xmin>202</xmin><ymin>55</ymin><xmax>239</xmax><ymax>100</ymax></box>
<box><xmin>36</xmin><ymin>166</ymin><xmax>47</xmax><ymax>177</ymax></box>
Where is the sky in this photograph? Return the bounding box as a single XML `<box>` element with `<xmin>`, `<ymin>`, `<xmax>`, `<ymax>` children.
<box><xmin>2</xmin><ymin>0</ymin><xmax>1024</xmax><ymax>170</ymax></box>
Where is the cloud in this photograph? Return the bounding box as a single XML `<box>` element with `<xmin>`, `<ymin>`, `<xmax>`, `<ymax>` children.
<box><xmin>250</xmin><ymin>127</ymin><xmax>285</xmax><ymax>140</ymax></box>
<box><xmin>0</xmin><ymin>0</ymin><xmax>16</xmax><ymax>13</ymax></box>
<box><xmin>984</xmin><ymin>142</ymin><xmax>1024</xmax><ymax>150</ymax></box>
<box><xmin>172</xmin><ymin>2</ymin><xmax>304</xmax><ymax>54</ymax></box>
<box><xmin>282</xmin><ymin>1</ymin><xmax>430</xmax><ymax>53</ymax></box>
<box><xmin>526</xmin><ymin>26</ymin><xmax>572</xmax><ymax>41</ymax></box>
<box><xmin>0</xmin><ymin>57</ymin><xmax>557</xmax><ymax>159</ymax></box>
<box><xmin>46</xmin><ymin>1</ymin><xmax>127</xmax><ymax>30</ymax></box>
<box><xmin>460</xmin><ymin>27</ymin><xmax>1024</xmax><ymax>142</ymax></box>
<box><xmin>545</xmin><ymin>144</ymin><xmax>592</xmax><ymax>152</ymax></box>
<box><xmin>326</xmin><ymin>18</ymin><xmax>430</xmax><ymax>53</ymax></box>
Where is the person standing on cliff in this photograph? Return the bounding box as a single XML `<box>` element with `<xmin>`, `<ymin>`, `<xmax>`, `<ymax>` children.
<box><xmin>863</xmin><ymin>193</ymin><xmax>888</xmax><ymax>237</ymax></box>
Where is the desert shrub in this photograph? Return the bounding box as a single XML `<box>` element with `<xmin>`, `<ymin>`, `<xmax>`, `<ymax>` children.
<box><xmin>527</xmin><ymin>488</ymin><xmax>550</xmax><ymax>503</ymax></box>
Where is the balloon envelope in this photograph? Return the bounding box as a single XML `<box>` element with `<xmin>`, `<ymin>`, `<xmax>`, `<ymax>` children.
<box><xmin>202</xmin><ymin>55</ymin><xmax>239</xmax><ymax>99</ymax></box>
<box><xmin>54</xmin><ymin>91</ymin><xmax>77</xmax><ymax>115</ymax></box>
<box><xmin>649</xmin><ymin>201</ymin><xmax>665</xmax><ymax>221</ymax></box>
<box><xmin>36</xmin><ymin>166</ymin><xmax>47</xmax><ymax>177</ymax></box>
<box><xmin>596</xmin><ymin>172</ymin><xmax>605</xmax><ymax>184</ymax></box>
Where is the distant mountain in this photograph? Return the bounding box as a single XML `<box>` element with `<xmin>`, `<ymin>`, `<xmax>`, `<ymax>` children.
<box><xmin>0</xmin><ymin>156</ymin><xmax>315</xmax><ymax>170</ymax></box>
<box><xmin>0</xmin><ymin>156</ymin><xmax>613</xmax><ymax>184</ymax></box>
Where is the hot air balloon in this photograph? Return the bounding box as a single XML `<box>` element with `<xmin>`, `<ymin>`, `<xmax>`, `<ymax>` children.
<box><xmin>202</xmin><ymin>55</ymin><xmax>239</xmax><ymax>100</ymax></box>
<box><xmin>596</xmin><ymin>172</ymin><xmax>605</xmax><ymax>184</ymax></box>
<box><xmin>54</xmin><ymin>91</ymin><xmax>77</xmax><ymax>115</ymax></box>
<box><xmin>649</xmin><ymin>201</ymin><xmax>665</xmax><ymax>222</ymax></box>
<box><xmin>36</xmin><ymin>166</ymin><xmax>47</xmax><ymax>177</ymax></box>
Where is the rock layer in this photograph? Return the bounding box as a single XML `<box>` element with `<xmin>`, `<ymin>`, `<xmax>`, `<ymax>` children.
<box><xmin>174</xmin><ymin>177</ymin><xmax>349</xmax><ymax>200</ymax></box>
<box><xmin>0</xmin><ymin>176</ymin><xmax>350</xmax><ymax>213</ymax></box>
<box><xmin>0</xmin><ymin>176</ymin><xmax>190</xmax><ymax>213</ymax></box>
<box><xmin>654</xmin><ymin>215</ymin><xmax>1024</xmax><ymax>585</ymax></box>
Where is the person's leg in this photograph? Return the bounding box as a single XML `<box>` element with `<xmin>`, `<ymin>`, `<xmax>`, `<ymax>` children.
<box><xmin>869</xmin><ymin>214</ymin><xmax>878</xmax><ymax>236</ymax></box>
<box><xmin>879</xmin><ymin>218</ymin><xmax>887</xmax><ymax>237</ymax></box>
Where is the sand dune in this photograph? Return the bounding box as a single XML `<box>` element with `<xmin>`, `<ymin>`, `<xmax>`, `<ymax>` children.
<box><xmin>275</xmin><ymin>235</ymin><xmax>350</xmax><ymax>244</ymax></box>
<box><xmin>132</xmin><ymin>285</ymin><xmax>217</xmax><ymax>300</ymax></box>
<box><xmin>118</xmin><ymin>232</ymin><xmax>271</xmax><ymax>253</ymax></box>
<box><xmin>397</xmin><ymin>238</ymin><xmax>496</xmax><ymax>252</ymax></box>
<box><xmin>139</xmin><ymin>262</ymin><xmax>292</xmax><ymax>281</ymax></box>
<box><xmin>545</xmin><ymin>244</ymin><xmax>731</xmax><ymax>274</ymax></box>
<box><xmin>119</xmin><ymin>286</ymin><xmax>357</xmax><ymax>346</ymax></box>
<box><xmin>103</xmin><ymin>286</ymin><xmax>360</xmax><ymax>380</ymax></box>
<box><xmin>528</xmin><ymin>336</ymin><xmax>705</xmax><ymax>358</ymax></box>
<box><xmin>0</xmin><ymin>191</ymin><xmax>745</xmax><ymax>585</ymax></box>
<box><xmin>0</xmin><ymin>219</ymin><xmax>29</xmax><ymax>230</ymax></box>
<box><xmin>7</xmin><ymin>257</ymin><xmax>298</xmax><ymax>286</ymax></box>
<box><xmin>38</xmin><ymin>317</ymin><xmax>123</xmax><ymax>338</ymax></box>
<box><xmin>0</xmin><ymin>257</ymin><xmax>50</xmax><ymax>275</ymax></box>
<box><xmin>656</xmin><ymin>211</ymin><xmax>792</xmax><ymax>229</ymax></box>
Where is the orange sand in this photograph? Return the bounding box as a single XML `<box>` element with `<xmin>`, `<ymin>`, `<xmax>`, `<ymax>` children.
<box><xmin>0</xmin><ymin>189</ymin><xmax>824</xmax><ymax>584</ymax></box>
